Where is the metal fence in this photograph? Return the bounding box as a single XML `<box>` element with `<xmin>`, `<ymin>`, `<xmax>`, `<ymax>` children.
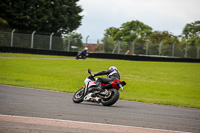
<box><xmin>0</xmin><ymin>30</ymin><xmax>68</xmax><ymax>51</ymax></box>
<box><xmin>0</xmin><ymin>30</ymin><xmax>199</xmax><ymax>59</ymax></box>
<box><xmin>100</xmin><ymin>38</ymin><xmax>200</xmax><ymax>59</ymax></box>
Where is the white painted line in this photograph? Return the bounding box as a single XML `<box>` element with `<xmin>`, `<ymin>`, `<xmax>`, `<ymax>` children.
<box><xmin>0</xmin><ymin>114</ymin><xmax>189</xmax><ymax>133</ymax></box>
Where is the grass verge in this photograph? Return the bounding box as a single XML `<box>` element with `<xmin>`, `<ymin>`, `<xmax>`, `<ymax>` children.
<box><xmin>0</xmin><ymin>53</ymin><xmax>200</xmax><ymax>108</ymax></box>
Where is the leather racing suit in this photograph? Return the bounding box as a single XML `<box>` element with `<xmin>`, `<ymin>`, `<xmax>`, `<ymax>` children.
<box><xmin>92</xmin><ymin>69</ymin><xmax>120</xmax><ymax>91</ymax></box>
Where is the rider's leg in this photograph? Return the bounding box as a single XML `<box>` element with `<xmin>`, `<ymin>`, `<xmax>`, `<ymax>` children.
<box><xmin>96</xmin><ymin>77</ymin><xmax>113</xmax><ymax>91</ymax></box>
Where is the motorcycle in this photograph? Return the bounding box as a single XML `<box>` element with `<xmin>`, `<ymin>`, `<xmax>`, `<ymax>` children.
<box><xmin>76</xmin><ymin>51</ymin><xmax>88</xmax><ymax>59</ymax></box>
<box><xmin>72</xmin><ymin>69</ymin><xmax>126</xmax><ymax>106</ymax></box>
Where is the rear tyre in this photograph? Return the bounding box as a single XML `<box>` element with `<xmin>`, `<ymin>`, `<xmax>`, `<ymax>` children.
<box><xmin>72</xmin><ymin>88</ymin><xmax>84</xmax><ymax>103</ymax></box>
<box><xmin>101</xmin><ymin>89</ymin><xmax>119</xmax><ymax>106</ymax></box>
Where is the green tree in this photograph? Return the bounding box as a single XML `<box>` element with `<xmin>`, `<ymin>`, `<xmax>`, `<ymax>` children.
<box><xmin>101</xmin><ymin>37</ymin><xmax>117</xmax><ymax>53</ymax></box>
<box><xmin>63</xmin><ymin>32</ymin><xmax>83</xmax><ymax>52</ymax></box>
<box><xmin>134</xmin><ymin>38</ymin><xmax>146</xmax><ymax>55</ymax></box>
<box><xmin>120</xmin><ymin>20</ymin><xmax>152</xmax><ymax>42</ymax></box>
<box><xmin>0</xmin><ymin>18</ymin><xmax>10</xmax><ymax>31</ymax></box>
<box><xmin>0</xmin><ymin>0</ymin><xmax>83</xmax><ymax>34</ymax></box>
<box><xmin>104</xmin><ymin>20</ymin><xmax>152</xmax><ymax>42</ymax></box>
<box><xmin>182</xmin><ymin>21</ymin><xmax>200</xmax><ymax>40</ymax></box>
<box><xmin>0</xmin><ymin>18</ymin><xmax>11</xmax><ymax>46</ymax></box>
<box><xmin>103</xmin><ymin>20</ymin><xmax>152</xmax><ymax>54</ymax></box>
<box><xmin>104</xmin><ymin>27</ymin><xmax>120</xmax><ymax>39</ymax></box>
<box><xmin>148</xmin><ymin>31</ymin><xmax>182</xmax><ymax>57</ymax></box>
<box><xmin>182</xmin><ymin>21</ymin><xmax>200</xmax><ymax>58</ymax></box>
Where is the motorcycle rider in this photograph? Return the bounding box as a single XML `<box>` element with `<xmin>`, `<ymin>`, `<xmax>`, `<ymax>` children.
<box><xmin>80</xmin><ymin>47</ymin><xmax>88</xmax><ymax>57</ymax></box>
<box><xmin>89</xmin><ymin>66</ymin><xmax>120</xmax><ymax>92</ymax></box>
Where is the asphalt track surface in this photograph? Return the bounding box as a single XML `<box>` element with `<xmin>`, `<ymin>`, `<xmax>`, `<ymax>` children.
<box><xmin>0</xmin><ymin>85</ymin><xmax>200</xmax><ymax>133</ymax></box>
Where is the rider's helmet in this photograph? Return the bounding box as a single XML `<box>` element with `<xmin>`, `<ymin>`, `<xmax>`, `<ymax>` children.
<box><xmin>84</xmin><ymin>47</ymin><xmax>88</xmax><ymax>50</ymax></box>
<box><xmin>109</xmin><ymin>66</ymin><xmax>117</xmax><ymax>70</ymax></box>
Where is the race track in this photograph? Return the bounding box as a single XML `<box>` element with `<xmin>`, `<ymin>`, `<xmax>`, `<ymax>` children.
<box><xmin>0</xmin><ymin>85</ymin><xmax>200</xmax><ymax>133</ymax></box>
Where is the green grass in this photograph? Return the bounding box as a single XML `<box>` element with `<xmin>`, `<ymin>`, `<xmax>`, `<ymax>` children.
<box><xmin>0</xmin><ymin>53</ymin><xmax>200</xmax><ymax>108</ymax></box>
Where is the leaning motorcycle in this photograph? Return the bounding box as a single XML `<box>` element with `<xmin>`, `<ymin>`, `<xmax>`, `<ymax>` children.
<box><xmin>76</xmin><ymin>52</ymin><xmax>88</xmax><ymax>59</ymax></box>
<box><xmin>72</xmin><ymin>69</ymin><xmax>126</xmax><ymax>106</ymax></box>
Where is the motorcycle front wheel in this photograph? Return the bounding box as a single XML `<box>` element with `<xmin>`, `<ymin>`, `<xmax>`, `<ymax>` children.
<box><xmin>76</xmin><ymin>55</ymin><xmax>79</xmax><ymax>59</ymax></box>
<box><xmin>101</xmin><ymin>89</ymin><xmax>119</xmax><ymax>106</ymax></box>
<box><xmin>72</xmin><ymin>88</ymin><xmax>84</xmax><ymax>103</ymax></box>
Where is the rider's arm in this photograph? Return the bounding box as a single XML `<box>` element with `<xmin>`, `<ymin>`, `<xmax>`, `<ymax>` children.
<box><xmin>93</xmin><ymin>70</ymin><xmax>113</xmax><ymax>77</ymax></box>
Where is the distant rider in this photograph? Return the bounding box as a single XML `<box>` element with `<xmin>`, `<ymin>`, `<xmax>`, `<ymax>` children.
<box><xmin>80</xmin><ymin>47</ymin><xmax>88</xmax><ymax>57</ymax></box>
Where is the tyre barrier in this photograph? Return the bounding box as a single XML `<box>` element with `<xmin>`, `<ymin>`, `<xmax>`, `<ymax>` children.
<box><xmin>0</xmin><ymin>46</ymin><xmax>199</xmax><ymax>63</ymax></box>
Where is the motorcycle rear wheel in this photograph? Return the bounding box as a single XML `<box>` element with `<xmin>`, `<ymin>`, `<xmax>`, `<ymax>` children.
<box><xmin>72</xmin><ymin>88</ymin><xmax>84</xmax><ymax>103</ymax></box>
<box><xmin>101</xmin><ymin>89</ymin><xmax>119</xmax><ymax>106</ymax></box>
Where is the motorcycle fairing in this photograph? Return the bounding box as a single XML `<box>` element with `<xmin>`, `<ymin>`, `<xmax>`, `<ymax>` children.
<box><xmin>87</xmin><ymin>81</ymin><xmax>97</xmax><ymax>88</ymax></box>
<box><xmin>102</xmin><ymin>80</ymin><xmax>126</xmax><ymax>90</ymax></box>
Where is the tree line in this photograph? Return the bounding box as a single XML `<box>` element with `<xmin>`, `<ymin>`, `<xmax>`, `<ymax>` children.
<box><xmin>97</xmin><ymin>20</ymin><xmax>200</xmax><ymax>58</ymax></box>
<box><xmin>0</xmin><ymin>0</ymin><xmax>84</xmax><ymax>51</ymax></box>
<box><xmin>0</xmin><ymin>0</ymin><xmax>199</xmax><ymax>58</ymax></box>
<box><xmin>0</xmin><ymin>0</ymin><xmax>82</xmax><ymax>34</ymax></box>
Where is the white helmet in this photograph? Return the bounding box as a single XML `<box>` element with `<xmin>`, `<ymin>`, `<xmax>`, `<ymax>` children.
<box><xmin>84</xmin><ymin>47</ymin><xmax>88</xmax><ymax>50</ymax></box>
<box><xmin>109</xmin><ymin>66</ymin><xmax>117</xmax><ymax>70</ymax></box>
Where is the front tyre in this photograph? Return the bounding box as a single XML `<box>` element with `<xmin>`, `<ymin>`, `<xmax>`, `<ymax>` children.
<box><xmin>101</xmin><ymin>89</ymin><xmax>119</xmax><ymax>106</ymax></box>
<box><xmin>72</xmin><ymin>88</ymin><xmax>84</xmax><ymax>103</ymax></box>
<box><xmin>76</xmin><ymin>55</ymin><xmax>79</xmax><ymax>60</ymax></box>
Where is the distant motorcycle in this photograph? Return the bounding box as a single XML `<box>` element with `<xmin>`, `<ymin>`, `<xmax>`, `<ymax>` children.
<box><xmin>72</xmin><ymin>69</ymin><xmax>126</xmax><ymax>106</ymax></box>
<box><xmin>76</xmin><ymin>51</ymin><xmax>88</xmax><ymax>59</ymax></box>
